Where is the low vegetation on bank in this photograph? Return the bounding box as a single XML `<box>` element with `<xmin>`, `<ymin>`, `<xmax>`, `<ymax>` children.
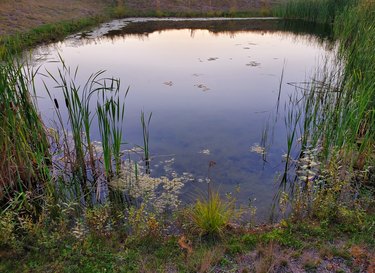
<box><xmin>0</xmin><ymin>0</ymin><xmax>374</xmax><ymax>272</ymax></box>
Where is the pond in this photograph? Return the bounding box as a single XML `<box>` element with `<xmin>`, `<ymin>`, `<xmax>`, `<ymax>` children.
<box><xmin>31</xmin><ymin>18</ymin><xmax>335</xmax><ymax>219</ymax></box>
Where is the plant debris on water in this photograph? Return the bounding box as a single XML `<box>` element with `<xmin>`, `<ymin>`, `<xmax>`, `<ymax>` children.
<box><xmin>250</xmin><ymin>144</ymin><xmax>266</xmax><ymax>155</ymax></box>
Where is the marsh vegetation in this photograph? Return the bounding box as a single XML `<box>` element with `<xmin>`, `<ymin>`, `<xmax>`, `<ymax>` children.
<box><xmin>0</xmin><ymin>0</ymin><xmax>374</xmax><ymax>272</ymax></box>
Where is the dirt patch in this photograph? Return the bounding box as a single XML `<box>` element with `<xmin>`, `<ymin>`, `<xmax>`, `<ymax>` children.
<box><xmin>0</xmin><ymin>0</ymin><xmax>111</xmax><ymax>35</ymax></box>
<box><xmin>0</xmin><ymin>0</ymin><xmax>282</xmax><ymax>36</ymax></box>
<box><xmin>122</xmin><ymin>0</ymin><xmax>280</xmax><ymax>12</ymax></box>
<box><xmin>217</xmin><ymin>244</ymin><xmax>374</xmax><ymax>273</ymax></box>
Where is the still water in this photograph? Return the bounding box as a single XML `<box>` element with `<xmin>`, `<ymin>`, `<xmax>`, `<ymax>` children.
<box><xmin>31</xmin><ymin>18</ymin><xmax>334</xmax><ymax>217</ymax></box>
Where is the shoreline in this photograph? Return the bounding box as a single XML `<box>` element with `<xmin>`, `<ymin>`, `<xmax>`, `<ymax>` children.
<box><xmin>0</xmin><ymin>1</ymin><xmax>281</xmax><ymax>60</ymax></box>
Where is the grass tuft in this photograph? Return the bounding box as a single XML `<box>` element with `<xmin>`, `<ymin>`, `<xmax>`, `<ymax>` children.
<box><xmin>188</xmin><ymin>190</ymin><xmax>238</xmax><ymax>237</ymax></box>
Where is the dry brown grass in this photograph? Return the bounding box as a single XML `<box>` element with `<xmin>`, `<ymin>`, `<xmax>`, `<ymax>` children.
<box><xmin>254</xmin><ymin>243</ymin><xmax>281</xmax><ymax>273</ymax></box>
<box><xmin>0</xmin><ymin>0</ymin><xmax>111</xmax><ymax>35</ymax></box>
<box><xmin>198</xmin><ymin>246</ymin><xmax>225</xmax><ymax>273</ymax></box>
<box><xmin>0</xmin><ymin>0</ymin><xmax>283</xmax><ymax>36</ymax></box>
<box><xmin>117</xmin><ymin>0</ymin><xmax>285</xmax><ymax>14</ymax></box>
<box><xmin>121</xmin><ymin>0</ymin><xmax>281</xmax><ymax>12</ymax></box>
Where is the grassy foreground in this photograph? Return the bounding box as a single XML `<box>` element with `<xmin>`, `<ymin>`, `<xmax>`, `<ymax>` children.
<box><xmin>1</xmin><ymin>214</ymin><xmax>373</xmax><ymax>272</ymax></box>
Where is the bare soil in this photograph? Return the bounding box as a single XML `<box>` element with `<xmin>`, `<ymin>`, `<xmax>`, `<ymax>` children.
<box><xmin>122</xmin><ymin>0</ymin><xmax>281</xmax><ymax>13</ymax></box>
<box><xmin>0</xmin><ymin>0</ymin><xmax>282</xmax><ymax>36</ymax></box>
<box><xmin>0</xmin><ymin>0</ymin><xmax>111</xmax><ymax>35</ymax></box>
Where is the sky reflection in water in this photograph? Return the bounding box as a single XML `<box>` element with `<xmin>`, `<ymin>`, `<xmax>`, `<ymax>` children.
<box><xmin>32</xmin><ymin>19</ymin><xmax>333</xmax><ymax>218</ymax></box>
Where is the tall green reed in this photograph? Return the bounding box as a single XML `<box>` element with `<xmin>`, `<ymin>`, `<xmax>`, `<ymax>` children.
<box><xmin>0</xmin><ymin>49</ymin><xmax>150</xmax><ymax>213</ymax></box>
<box><xmin>333</xmin><ymin>0</ymin><xmax>375</xmax><ymax>154</ymax></box>
<box><xmin>44</xmin><ymin>59</ymin><xmax>129</xmax><ymax>205</ymax></box>
<box><xmin>0</xmin><ymin>54</ymin><xmax>50</xmax><ymax>205</ymax></box>
<box><xmin>97</xmin><ymin>84</ymin><xmax>128</xmax><ymax>177</ymax></box>
<box><xmin>275</xmin><ymin>0</ymin><xmax>374</xmax><ymax>196</ymax></box>
<box><xmin>274</xmin><ymin>0</ymin><xmax>357</xmax><ymax>25</ymax></box>
<box><xmin>45</xmin><ymin>61</ymin><xmax>98</xmax><ymax>204</ymax></box>
<box><xmin>306</xmin><ymin>0</ymin><xmax>374</xmax><ymax>170</ymax></box>
<box><xmin>96</xmin><ymin>84</ymin><xmax>129</xmax><ymax>206</ymax></box>
<box><xmin>140</xmin><ymin>111</ymin><xmax>152</xmax><ymax>174</ymax></box>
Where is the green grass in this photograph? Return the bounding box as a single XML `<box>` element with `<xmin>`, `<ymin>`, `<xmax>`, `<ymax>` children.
<box><xmin>1</xmin><ymin>214</ymin><xmax>372</xmax><ymax>272</ymax></box>
<box><xmin>0</xmin><ymin>16</ymin><xmax>109</xmax><ymax>60</ymax></box>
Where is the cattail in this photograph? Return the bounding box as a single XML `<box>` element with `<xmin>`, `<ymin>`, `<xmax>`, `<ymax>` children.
<box><xmin>54</xmin><ymin>98</ymin><xmax>59</xmax><ymax>109</ymax></box>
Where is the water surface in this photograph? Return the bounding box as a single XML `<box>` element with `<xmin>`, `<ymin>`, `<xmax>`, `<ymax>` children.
<box><xmin>32</xmin><ymin>18</ymin><xmax>334</xmax><ymax>218</ymax></box>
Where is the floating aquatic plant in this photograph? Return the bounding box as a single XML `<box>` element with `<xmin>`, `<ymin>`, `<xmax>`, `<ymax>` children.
<box><xmin>250</xmin><ymin>143</ymin><xmax>266</xmax><ymax>155</ymax></box>
<box><xmin>109</xmin><ymin>162</ymin><xmax>185</xmax><ymax>214</ymax></box>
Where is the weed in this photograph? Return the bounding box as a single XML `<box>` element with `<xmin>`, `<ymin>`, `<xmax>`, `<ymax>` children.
<box><xmin>226</xmin><ymin>237</ymin><xmax>243</xmax><ymax>255</ymax></box>
<box><xmin>242</xmin><ymin>234</ymin><xmax>258</xmax><ymax>250</ymax></box>
<box><xmin>0</xmin><ymin>211</ymin><xmax>18</xmax><ymax>250</ymax></box>
<box><xmin>261</xmin><ymin>228</ymin><xmax>303</xmax><ymax>249</ymax></box>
